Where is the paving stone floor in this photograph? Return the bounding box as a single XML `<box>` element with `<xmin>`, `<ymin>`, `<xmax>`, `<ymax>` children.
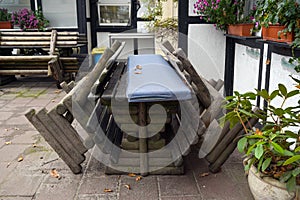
<box><xmin>0</xmin><ymin>76</ymin><xmax>254</xmax><ymax>200</ymax></box>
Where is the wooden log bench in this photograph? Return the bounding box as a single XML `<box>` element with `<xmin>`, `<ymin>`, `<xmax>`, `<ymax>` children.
<box><xmin>25</xmin><ymin>41</ymin><xmax>124</xmax><ymax>173</ymax></box>
<box><xmin>0</xmin><ymin>30</ymin><xmax>87</xmax><ymax>85</ymax></box>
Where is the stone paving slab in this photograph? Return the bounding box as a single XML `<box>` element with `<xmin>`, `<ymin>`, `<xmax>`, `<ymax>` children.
<box><xmin>0</xmin><ymin>197</ymin><xmax>33</xmax><ymax>200</ymax></box>
<box><xmin>0</xmin><ymin>76</ymin><xmax>254</xmax><ymax>200</ymax></box>
<box><xmin>119</xmin><ymin>176</ymin><xmax>158</xmax><ymax>200</ymax></box>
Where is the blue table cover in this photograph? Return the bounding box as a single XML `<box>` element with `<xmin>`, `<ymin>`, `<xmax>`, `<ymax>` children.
<box><xmin>126</xmin><ymin>54</ymin><xmax>192</xmax><ymax>102</ymax></box>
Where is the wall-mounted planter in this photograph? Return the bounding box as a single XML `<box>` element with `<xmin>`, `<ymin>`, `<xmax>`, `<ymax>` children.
<box><xmin>0</xmin><ymin>21</ymin><xmax>13</xmax><ymax>29</ymax></box>
<box><xmin>227</xmin><ymin>23</ymin><xmax>253</xmax><ymax>37</ymax></box>
<box><xmin>262</xmin><ymin>25</ymin><xmax>294</xmax><ymax>43</ymax></box>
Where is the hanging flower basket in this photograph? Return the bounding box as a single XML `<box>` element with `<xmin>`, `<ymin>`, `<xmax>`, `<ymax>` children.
<box><xmin>227</xmin><ymin>23</ymin><xmax>254</xmax><ymax>36</ymax></box>
<box><xmin>262</xmin><ymin>25</ymin><xmax>294</xmax><ymax>43</ymax></box>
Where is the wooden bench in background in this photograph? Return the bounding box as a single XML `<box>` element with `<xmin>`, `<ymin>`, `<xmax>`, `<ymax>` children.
<box><xmin>0</xmin><ymin>30</ymin><xmax>87</xmax><ymax>85</ymax></box>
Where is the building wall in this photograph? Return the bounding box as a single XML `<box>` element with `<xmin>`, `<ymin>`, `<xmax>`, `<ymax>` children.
<box><xmin>188</xmin><ymin>24</ymin><xmax>225</xmax><ymax>81</ymax></box>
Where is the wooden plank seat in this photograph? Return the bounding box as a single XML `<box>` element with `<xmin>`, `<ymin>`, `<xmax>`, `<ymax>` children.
<box><xmin>0</xmin><ymin>30</ymin><xmax>87</xmax><ymax>85</ymax></box>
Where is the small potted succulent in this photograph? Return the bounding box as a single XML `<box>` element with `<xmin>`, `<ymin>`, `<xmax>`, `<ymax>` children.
<box><xmin>11</xmin><ymin>8</ymin><xmax>49</xmax><ymax>31</ymax></box>
<box><xmin>255</xmin><ymin>0</ymin><xmax>300</xmax><ymax>43</ymax></box>
<box><xmin>223</xmin><ymin>75</ymin><xmax>300</xmax><ymax>199</ymax></box>
<box><xmin>193</xmin><ymin>0</ymin><xmax>255</xmax><ymax>36</ymax></box>
<box><xmin>0</xmin><ymin>8</ymin><xmax>13</xmax><ymax>29</ymax></box>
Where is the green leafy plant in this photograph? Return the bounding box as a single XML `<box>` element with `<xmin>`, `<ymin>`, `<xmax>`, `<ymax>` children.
<box><xmin>193</xmin><ymin>0</ymin><xmax>255</xmax><ymax>32</ymax></box>
<box><xmin>223</xmin><ymin>76</ymin><xmax>300</xmax><ymax>192</ymax></box>
<box><xmin>255</xmin><ymin>0</ymin><xmax>300</xmax><ymax>35</ymax></box>
<box><xmin>0</xmin><ymin>8</ymin><xmax>11</xmax><ymax>21</ymax></box>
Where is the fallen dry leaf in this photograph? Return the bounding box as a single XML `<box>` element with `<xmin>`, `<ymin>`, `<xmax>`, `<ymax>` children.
<box><xmin>55</xmin><ymin>90</ymin><xmax>62</xmax><ymax>94</ymax></box>
<box><xmin>266</xmin><ymin>59</ymin><xmax>271</xmax><ymax>65</ymax></box>
<box><xmin>200</xmin><ymin>172</ymin><xmax>209</xmax><ymax>177</ymax></box>
<box><xmin>104</xmin><ymin>188</ymin><xmax>113</xmax><ymax>193</ymax></box>
<box><xmin>135</xmin><ymin>65</ymin><xmax>142</xmax><ymax>70</ymax></box>
<box><xmin>124</xmin><ymin>184</ymin><xmax>131</xmax><ymax>190</ymax></box>
<box><xmin>128</xmin><ymin>173</ymin><xmax>136</xmax><ymax>177</ymax></box>
<box><xmin>5</xmin><ymin>141</ymin><xmax>12</xmax><ymax>145</ymax></box>
<box><xmin>50</xmin><ymin>169</ymin><xmax>61</xmax><ymax>179</ymax></box>
<box><xmin>296</xmin><ymin>85</ymin><xmax>300</xmax><ymax>89</ymax></box>
<box><xmin>17</xmin><ymin>156</ymin><xmax>23</xmax><ymax>162</ymax></box>
<box><xmin>135</xmin><ymin>176</ymin><xmax>142</xmax><ymax>182</ymax></box>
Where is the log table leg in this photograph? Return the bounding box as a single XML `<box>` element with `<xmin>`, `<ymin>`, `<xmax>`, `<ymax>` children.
<box><xmin>139</xmin><ymin>102</ymin><xmax>148</xmax><ymax>176</ymax></box>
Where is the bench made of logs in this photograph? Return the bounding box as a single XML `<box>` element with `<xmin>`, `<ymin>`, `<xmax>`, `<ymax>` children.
<box><xmin>0</xmin><ymin>30</ymin><xmax>87</xmax><ymax>84</ymax></box>
<box><xmin>25</xmin><ymin>41</ymin><xmax>124</xmax><ymax>173</ymax></box>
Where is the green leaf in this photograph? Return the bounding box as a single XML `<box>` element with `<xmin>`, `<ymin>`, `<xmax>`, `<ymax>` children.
<box><xmin>286</xmin><ymin>176</ymin><xmax>296</xmax><ymax>192</ymax></box>
<box><xmin>271</xmin><ymin>142</ymin><xmax>284</xmax><ymax>154</ymax></box>
<box><xmin>246</xmin><ymin>143</ymin><xmax>256</xmax><ymax>155</ymax></box>
<box><xmin>269</xmin><ymin>90</ymin><xmax>279</xmax><ymax>100</ymax></box>
<box><xmin>257</xmin><ymin>157</ymin><xmax>264</xmax><ymax>171</ymax></box>
<box><xmin>237</xmin><ymin>137</ymin><xmax>247</xmax><ymax>153</ymax></box>
<box><xmin>274</xmin><ymin>108</ymin><xmax>284</xmax><ymax>117</ymax></box>
<box><xmin>289</xmin><ymin>75</ymin><xmax>300</xmax><ymax>84</ymax></box>
<box><xmin>255</xmin><ymin>144</ymin><xmax>264</xmax><ymax>159</ymax></box>
<box><xmin>262</xmin><ymin>157</ymin><xmax>272</xmax><ymax>171</ymax></box>
<box><xmin>287</xmin><ymin>90</ymin><xmax>299</xmax><ymax>98</ymax></box>
<box><xmin>280</xmin><ymin>171</ymin><xmax>292</xmax><ymax>182</ymax></box>
<box><xmin>257</xmin><ymin>89</ymin><xmax>269</xmax><ymax>100</ymax></box>
<box><xmin>234</xmin><ymin>91</ymin><xmax>240</xmax><ymax>96</ymax></box>
<box><xmin>283</xmin><ymin>150</ymin><xmax>294</xmax><ymax>157</ymax></box>
<box><xmin>292</xmin><ymin>168</ymin><xmax>300</xmax><ymax>177</ymax></box>
<box><xmin>239</xmin><ymin>109</ymin><xmax>254</xmax><ymax>117</ymax></box>
<box><xmin>270</xmin><ymin>133</ymin><xmax>277</xmax><ymax>140</ymax></box>
<box><xmin>225</xmin><ymin>96</ymin><xmax>235</xmax><ymax>101</ymax></box>
<box><xmin>283</xmin><ymin>155</ymin><xmax>300</xmax><ymax>166</ymax></box>
<box><xmin>285</xmin><ymin>131</ymin><xmax>298</xmax><ymax>138</ymax></box>
<box><xmin>294</xmin><ymin>146</ymin><xmax>300</xmax><ymax>153</ymax></box>
<box><xmin>278</xmin><ymin>84</ymin><xmax>287</xmax><ymax>96</ymax></box>
<box><xmin>243</xmin><ymin>92</ymin><xmax>256</xmax><ymax>100</ymax></box>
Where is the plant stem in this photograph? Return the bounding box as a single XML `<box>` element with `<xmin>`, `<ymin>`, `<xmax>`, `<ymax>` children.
<box><xmin>235</xmin><ymin>109</ymin><xmax>249</xmax><ymax>134</ymax></box>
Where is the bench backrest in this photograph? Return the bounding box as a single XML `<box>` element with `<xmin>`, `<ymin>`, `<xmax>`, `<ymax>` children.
<box><xmin>0</xmin><ymin>30</ymin><xmax>87</xmax><ymax>49</ymax></box>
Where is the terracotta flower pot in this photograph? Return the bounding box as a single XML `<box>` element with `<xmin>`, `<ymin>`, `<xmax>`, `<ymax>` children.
<box><xmin>0</xmin><ymin>21</ymin><xmax>13</xmax><ymax>29</ymax></box>
<box><xmin>248</xmin><ymin>165</ymin><xmax>296</xmax><ymax>200</ymax></box>
<box><xmin>227</xmin><ymin>23</ymin><xmax>254</xmax><ymax>37</ymax></box>
<box><xmin>262</xmin><ymin>25</ymin><xmax>294</xmax><ymax>43</ymax></box>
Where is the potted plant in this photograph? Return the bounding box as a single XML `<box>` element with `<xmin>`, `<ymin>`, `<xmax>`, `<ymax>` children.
<box><xmin>0</xmin><ymin>8</ymin><xmax>13</xmax><ymax>29</ymax></box>
<box><xmin>255</xmin><ymin>0</ymin><xmax>300</xmax><ymax>43</ymax></box>
<box><xmin>193</xmin><ymin>0</ymin><xmax>255</xmax><ymax>36</ymax></box>
<box><xmin>223</xmin><ymin>76</ymin><xmax>300</xmax><ymax>199</ymax></box>
<box><xmin>11</xmin><ymin>8</ymin><xmax>49</xmax><ymax>31</ymax></box>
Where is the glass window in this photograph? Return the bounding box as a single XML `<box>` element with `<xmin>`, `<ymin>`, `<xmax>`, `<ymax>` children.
<box><xmin>42</xmin><ymin>0</ymin><xmax>78</xmax><ymax>28</ymax></box>
<box><xmin>98</xmin><ymin>4</ymin><xmax>131</xmax><ymax>26</ymax></box>
<box><xmin>0</xmin><ymin>0</ymin><xmax>30</xmax><ymax>12</ymax></box>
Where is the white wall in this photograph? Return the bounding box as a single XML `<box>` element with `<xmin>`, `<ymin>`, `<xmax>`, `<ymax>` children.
<box><xmin>188</xmin><ymin>24</ymin><xmax>225</xmax><ymax>81</ymax></box>
<box><xmin>233</xmin><ymin>44</ymin><xmax>262</xmax><ymax>93</ymax></box>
